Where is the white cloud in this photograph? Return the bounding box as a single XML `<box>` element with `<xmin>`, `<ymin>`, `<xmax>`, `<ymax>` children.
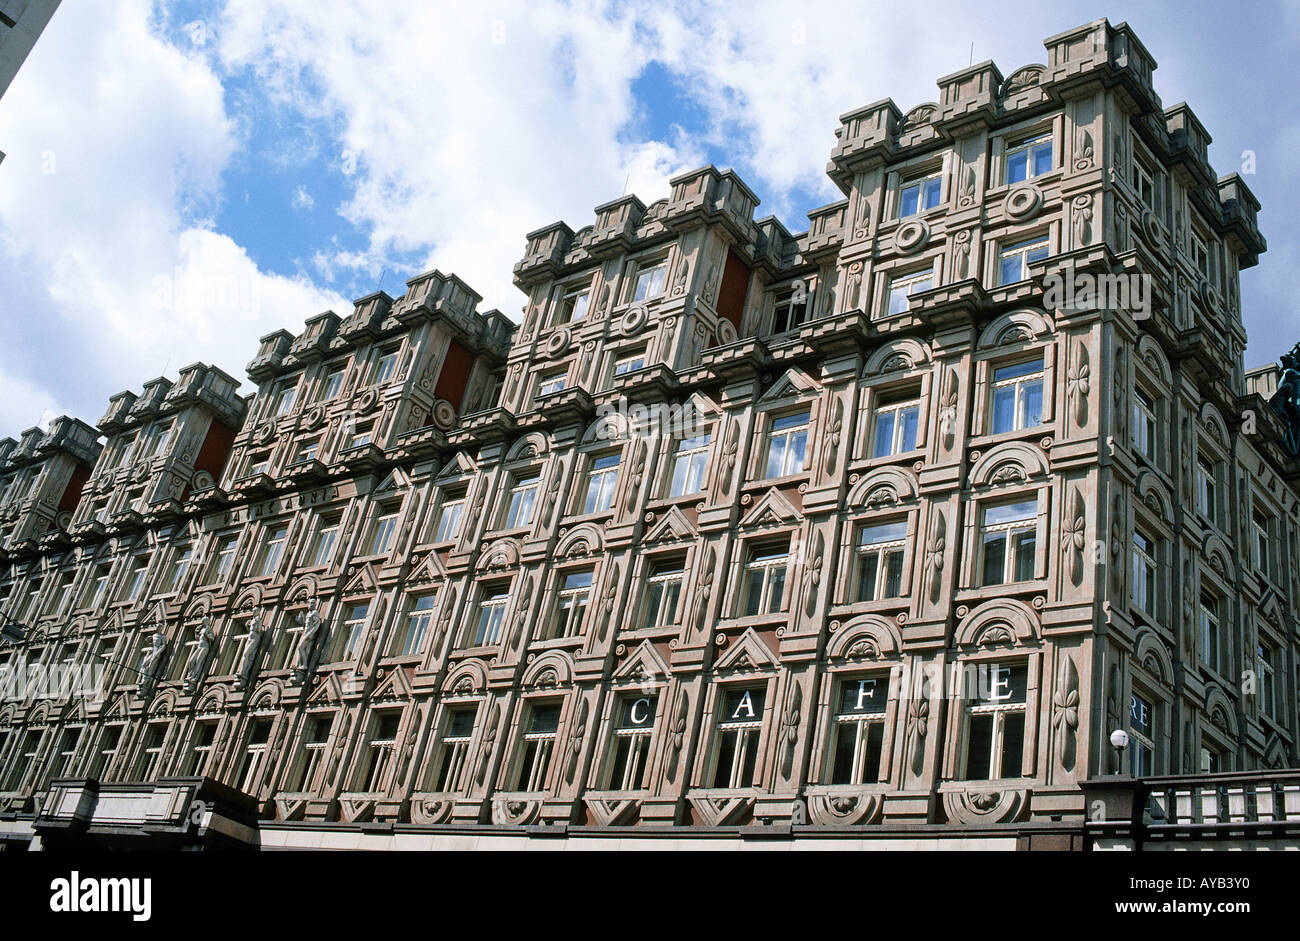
<box><xmin>0</xmin><ymin>0</ymin><xmax>349</xmax><ymax>435</ymax></box>
<box><xmin>292</xmin><ymin>184</ymin><xmax>315</xmax><ymax>210</ymax></box>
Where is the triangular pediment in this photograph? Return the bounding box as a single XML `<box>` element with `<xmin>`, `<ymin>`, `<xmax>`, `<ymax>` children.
<box><xmin>713</xmin><ymin>628</ymin><xmax>778</xmax><ymax>673</ymax></box>
<box><xmin>435</xmin><ymin>451</ymin><xmax>477</xmax><ymax>481</ymax></box>
<box><xmin>305</xmin><ymin>671</ymin><xmax>344</xmax><ymax>706</ymax></box>
<box><xmin>757</xmin><ymin>365</ymin><xmax>819</xmax><ymax>405</ymax></box>
<box><xmin>370</xmin><ymin>665</ymin><xmax>413</xmax><ymax>703</ymax></box>
<box><xmin>739</xmin><ymin>487</ymin><xmax>802</xmax><ymax>529</ymax></box>
<box><xmin>643</xmin><ymin>506</ymin><xmax>698</xmax><ymax>546</ymax></box>
<box><xmin>342</xmin><ymin>563</ymin><xmax>379</xmax><ymax>597</ymax></box>
<box><xmin>372</xmin><ymin>468</ymin><xmax>410</xmax><ymax>496</ymax></box>
<box><xmin>407</xmin><ymin>551</ymin><xmax>448</xmax><ymax>588</ymax></box>
<box><xmin>612</xmin><ymin>640</ymin><xmax>671</xmax><ymax>684</ymax></box>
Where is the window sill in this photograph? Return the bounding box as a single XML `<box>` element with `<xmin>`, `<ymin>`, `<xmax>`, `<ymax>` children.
<box><xmin>530</xmin><ymin>635</ymin><xmax>586</xmax><ymax>652</ymax></box>
<box><xmin>717</xmin><ymin>613</ymin><xmax>791</xmax><ymax>632</ymax></box>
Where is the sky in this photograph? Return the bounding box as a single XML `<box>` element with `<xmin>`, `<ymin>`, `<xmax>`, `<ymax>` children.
<box><xmin>0</xmin><ymin>0</ymin><xmax>1297</xmax><ymax>437</ymax></box>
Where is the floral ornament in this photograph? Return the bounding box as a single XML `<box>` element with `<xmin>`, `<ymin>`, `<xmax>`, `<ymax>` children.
<box><xmin>907</xmin><ymin>692</ymin><xmax>930</xmax><ymax>777</ymax></box>
<box><xmin>1061</xmin><ymin>487</ymin><xmax>1087</xmax><ymax>586</ymax></box>
<box><xmin>1066</xmin><ymin>341</ymin><xmax>1090</xmax><ymax>425</ymax></box>
<box><xmin>1052</xmin><ymin>656</ymin><xmax>1080</xmax><ymax>772</ymax></box>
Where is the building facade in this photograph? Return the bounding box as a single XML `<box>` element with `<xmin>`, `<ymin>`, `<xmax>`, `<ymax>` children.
<box><xmin>1</xmin><ymin>18</ymin><xmax>1298</xmax><ymax>850</ymax></box>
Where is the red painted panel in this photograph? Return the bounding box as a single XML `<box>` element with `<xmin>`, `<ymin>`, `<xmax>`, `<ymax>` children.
<box><xmin>717</xmin><ymin>249</ymin><xmax>750</xmax><ymax>328</ymax></box>
<box><xmin>433</xmin><ymin>339</ymin><xmax>474</xmax><ymax>410</ymax></box>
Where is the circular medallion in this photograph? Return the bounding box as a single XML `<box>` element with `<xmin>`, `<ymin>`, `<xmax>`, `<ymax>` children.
<box><xmin>1004</xmin><ymin>184</ymin><xmax>1043</xmax><ymax>221</ymax></box>
<box><xmin>895</xmin><ymin>219</ymin><xmax>930</xmax><ymax>254</ymax></box>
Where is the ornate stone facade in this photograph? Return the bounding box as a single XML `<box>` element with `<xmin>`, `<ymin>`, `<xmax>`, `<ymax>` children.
<box><xmin>0</xmin><ymin>19</ymin><xmax>1295</xmax><ymax>847</ymax></box>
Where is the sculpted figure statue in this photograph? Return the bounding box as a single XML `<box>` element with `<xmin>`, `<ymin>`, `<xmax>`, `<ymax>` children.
<box><xmin>1268</xmin><ymin>342</ymin><xmax>1300</xmax><ymax>456</ymax></box>
<box><xmin>236</xmin><ymin>606</ymin><xmax>268</xmax><ymax>689</ymax></box>
<box><xmin>292</xmin><ymin>594</ymin><xmax>324</xmax><ymax>679</ymax></box>
<box><xmin>185</xmin><ymin>615</ymin><xmax>217</xmax><ymax>690</ymax></box>
<box><xmin>138</xmin><ymin>630</ymin><xmax>168</xmax><ymax>694</ymax></box>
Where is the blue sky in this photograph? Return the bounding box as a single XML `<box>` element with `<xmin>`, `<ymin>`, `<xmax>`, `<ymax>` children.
<box><xmin>0</xmin><ymin>0</ymin><xmax>1297</xmax><ymax>434</ymax></box>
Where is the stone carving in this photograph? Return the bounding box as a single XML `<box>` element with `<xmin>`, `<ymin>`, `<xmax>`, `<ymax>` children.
<box><xmin>1072</xmin><ymin>193</ymin><xmax>1094</xmax><ymax>245</ymax></box>
<box><xmin>565</xmin><ymin>698</ymin><xmax>589</xmax><ymax>783</ymax></box>
<box><xmin>183</xmin><ymin>615</ymin><xmax>218</xmax><ymax>693</ymax></box>
<box><xmin>596</xmin><ymin>564</ymin><xmax>619</xmax><ymax>642</ymax></box>
<box><xmin>138</xmin><ymin>629</ymin><xmax>168</xmax><ymax>697</ymax></box>
<box><xmin>663</xmin><ymin>693</ymin><xmax>690</xmax><ymax>782</ymax></box>
<box><xmin>938</xmin><ymin>367</ymin><xmax>959</xmax><ymax>449</ymax></box>
<box><xmin>1267</xmin><ymin>342</ymin><xmax>1300</xmax><ymax>456</ymax></box>
<box><xmin>778</xmin><ymin>679</ymin><xmax>802</xmax><ymax>779</ymax></box>
<box><xmin>1061</xmin><ymin>487</ymin><xmax>1087</xmax><ymax>586</ymax></box>
<box><xmin>822</xmin><ymin>398</ymin><xmax>844</xmax><ymax>476</ymax></box>
<box><xmin>845</xmin><ymin>262</ymin><xmax>863</xmax><ymax>309</ymax></box>
<box><xmin>692</xmin><ymin>546</ymin><xmax>717</xmax><ymax>635</ymax></box>
<box><xmin>1074</xmin><ymin>126</ymin><xmax>1094</xmax><ymax>170</ymax></box>
<box><xmin>719</xmin><ymin>421</ymin><xmax>741</xmax><ymax>496</ymax></box>
<box><xmin>953</xmin><ymin>229</ymin><xmax>972</xmax><ymax>279</ymax></box>
<box><xmin>235</xmin><ymin>606</ymin><xmax>269</xmax><ymax>691</ymax></box>
<box><xmin>703</xmin><ymin>263</ymin><xmax>720</xmax><ymax>305</ymax></box>
<box><xmin>672</xmin><ymin>257</ymin><xmax>690</xmax><ymax>296</ymax></box>
<box><xmin>924</xmin><ymin>511</ymin><xmax>946</xmax><ymax>604</ymax></box>
<box><xmin>802</xmin><ymin>531</ymin><xmax>824</xmax><ymax>617</ymax></box>
<box><xmin>906</xmin><ymin>675</ymin><xmax>930</xmax><ymax>778</ymax></box>
<box><xmin>1052</xmin><ymin>655</ymin><xmax>1080</xmax><ymax>773</ymax></box>
<box><xmin>475</xmin><ymin>699</ymin><xmax>501</xmax><ymax>786</ymax></box>
<box><xmin>292</xmin><ymin>594</ymin><xmax>324</xmax><ymax>682</ymax></box>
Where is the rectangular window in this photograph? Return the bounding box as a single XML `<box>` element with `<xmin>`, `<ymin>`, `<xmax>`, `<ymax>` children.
<box><xmin>373</xmin><ymin>349</ymin><xmax>399</xmax><ymax>385</ymax></box>
<box><xmin>640</xmin><ymin>560</ymin><xmax>685</xmax><ymax>628</ymax></box>
<box><xmin>1132</xmin><ymin>530</ymin><xmax>1157</xmax><ymax>616</ymax></box>
<box><xmin>166</xmin><ymin>547</ymin><xmax>191</xmax><ymax>593</ymax></box>
<box><xmin>1199</xmin><ymin>595</ymin><xmax>1222</xmax><ymax>674</ymax></box>
<box><xmin>556</xmin><ymin>285</ymin><xmax>591</xmax><ymax>325</ymax></box>
<box><xmin>258</xmin><ymin>526</ymin><xmax>289</xmax><ymax>577</ymax></box>
<box><xmin>334</xmin><ymin>604</ymin><xmax>369</xmax><ymax>662</ymax></box>
<box><xmin>998</xmin><ymin>235</ymin><xmax>1049</xmax><ymax>285</ymax></box>
<box><xmin>1130</xmin><ymin>693</ymin><xmax>1155</xmax><ymax>775</ymax></box>
<box><xmin>209</xmin><ymin>534</ymin><xmax>238</xmax><ymax>582</ymax></box>
<box><xmin>668</xmin><ymin>434</ymin><xmax>710</xmax><ymax>497</ymax></box>
<box><xmin>980</xmin><ymin>499</ymin><xmax>1038</xmax><ymax>586</ymax></box>
<box><xmin>394</xmin><ymin>595</ymin><xmax>437</xmax><ymax>657</ymax></box>
<box><xmin>504</xmin><ymin>474</ymin><xmax>540</xmax><ymax>530</ymax></box>
<box><xmin>247</xmin><ymin>450</ymin><xmax>272</xmax><ymax>477</ymax></box>
<box><xmin>829</xmin><ymin>677</ymin><xmax>887</xmax><ymax>785</ymax></box>
<box><xmin>963</xmin><ymin>663</ymin><xmax>1027</xmax><ymax>780</ymax></box>
<box><xmin>88</xmin><ymin>565</ymin><xmax>112</xmax><ymax>610</ymax></box>
<box><xmin>899</xmin><ymin>171</ymin><xmax>942</xmax><ymax>218</ymax></box>
<box><xmin>294</xmin><ymin>438</ymin><xmax>322</xmax><ymax>465</ymax></box>
<box><xmin>321</xmin><ymin>365</ymin><xmax>346</xmax><ymax>401</ymax></box>
<box><xmin>1190</xmin><ymin>232</ymin><xmax>1211</xmax><ymax>281</ymax></box>
<box><xmin>606</xmin><ymin>695</ymin><xmax>656</xmax><ymax>790</ymax></box>
<box><xmin>7</xmin><ymin>730</ymin><xmax>42</xmax><ymax>790</ymax></box>
<box><xmin>764</xmin><ymin>411</ymin><xmax>810</xmax><ymax>478</ymax></box>
<box><xmin>712</xmin><ymin>687</ymin><xmax>765</xmax><ymax>788</ymax></box>
<box><xmin>1196</xmin><ymin>459</ymin><xmax>1216</xmax><ymax>521</ymax></box>
<box><xmin>1253</xmin><ymin>514</ymin><xmax>1271</xmax><ymax>578</ymax></box>
<box><xmin>53</xmin><ymin>728</ymin><xmax>82</xmax><ymax>781</ymax></box>
<box><xmin>871</xmin><ymin>395</ymin><xmax>920</xmax><ymax>457</ymax></box>
<box><xmin>1258</xmin><ymin>642</ymin><xmax>1277</xmax><ymax>719</ymax></box>
<box><xmin>535</xmin><ymin>369</ymin><xmax>567</xmax><ymax>401</ymax></box>
<box><xmin>772</xmin><ymin>286</ymin><xmax>810</xmax><ymax>334</ymax></box>
<box><xmin>742</xmin><ymin>544</ymin><xmax>788</xmax><ymax>616</ymax></box>
<box><xmin>369</xmin><ymin>511</ymin><xmax>398</xmax><ymax>556</ymax></box>
<box><xmin>472</xmin><ymin>588</ymin><xmax>510</xmax><ymax>646</ymax></box>
<box><xmin>887</xmin><ymin>268</ymin><xmax>934</xmax><ymax>316</ymax></box>
<box><xmin>990</xmin><ymin>357</ymin><xmax>1044</xmax><ymax>434</ymax></box>
<box><xmin>138</xmin><ymin>723</ymin><xmax>168</xmax><ymax>780</ymax></box>
<box><xmin>293</xmin><ymin>716</ymin><xmax>332</xmax><ymax>791</ymax></box>
<box><xmin>1132</xmin><ymin>389</ymin><xmax>1156</xmax><ymax>458</ymax></box>
<box><xmin>1131</xmin><ymin>159</ymin><xmax>1156</xmax><ymax>211</ymax></box>
<box><xmin>272</xmin><ymin>380</ymin><xmax>298</xmax><ymax>416</ymax></box>
<box><xmin>855</xmin><ymin>521</ymin><xmax>908</xmax><ymax>602</ymax></box>
<box><xmin>514</xmin><ymin>703</ymin><xmax>561</xmax><ymax>791</ymax></box>
<box><xmin>582</xmin><ymin>454</ymin><xmax>620</xmax><ymax>514</ymax></box>
<box><xmin>433</xmin><ymin>493</ymin><xmax>466</xmax><ymax>543</ymax></box>
<box><xmin>310</xmin><ymin>516</ymin><xmax>340</xmax><ymax>567</ymax></box>
<box><xmin>1005</xmin><ymin>132</ymin><xmax>1053</xmax><ymax>184</ymax></box>
<box><xmin>360</xmin><ymin>713</ymin><xmax>401</xmax><ymax>793</ymax></box>
<box><xmin>53</xmin><ymin>572</ymin><xmax>76</xmax><ymax>616</ymax></box>
<box><xmin>183</xmin><ymin>722</ymin><xmax>217</xmax><ymax>777</ymax></box>
<box><xmin>431</xmin><ymin>708</ymin><xmax>476</xmax><ymax>792</ymax></box>
<box><xmin>631</xmin><ymin>259</ymin><xmax>667</xmax><ymax>302</ymax></box>
<box><xmin>348</xmin><ymin>423</ymin><xmax>374</xmax><ymax>450</ymax></box>
<box><xmin>612</xmin><ymin>350</ymin><xmax>647</xmax><ymax>380</ymax></box>
<box><xmin>549</xmin><ymin>571</ymin><xmax>593</xmax><ymax>639</ymax></box>
<box><xmin>89</xmin><ymin>726</ymin><xmax>122</xmax><ymax>780</ymax></box>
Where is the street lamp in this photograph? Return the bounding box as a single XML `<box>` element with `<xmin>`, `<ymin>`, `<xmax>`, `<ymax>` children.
<box><xmin>1109</xmin><ymin>728</ymin><xmax>1130</xmax><ymax>776</ymax></box>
